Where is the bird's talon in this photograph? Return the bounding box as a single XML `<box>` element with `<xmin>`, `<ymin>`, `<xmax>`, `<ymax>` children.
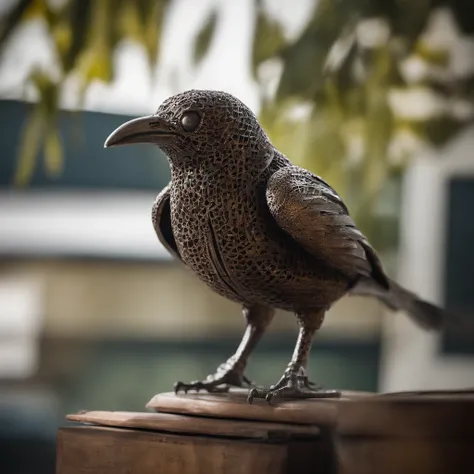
<box><xmin>247</xmin><ymin>368</ymin><xmax>339</xmax><ymax>404</ymax></box>
<box><xmin>247</xmin><ymin>388</ymin><xmax>260</xmax><ymax>404</ymax></box>
<box><xmin>173</xmin><ymin>367</ymin><xmax>255</xmax><ymax>395</ymax></box>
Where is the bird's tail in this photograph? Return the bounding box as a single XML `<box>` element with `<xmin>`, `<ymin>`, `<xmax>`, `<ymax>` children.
<box><xmin>351</xmin><ymin>278</ymin><xmax>449</xmax><ymax>330</ymax></box>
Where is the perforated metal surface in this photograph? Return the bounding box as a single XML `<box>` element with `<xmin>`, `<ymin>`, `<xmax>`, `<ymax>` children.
<box><xmin>152</xmin><ymin>90</ymin><xmax>366</xmax><ymax>312</ymax></box>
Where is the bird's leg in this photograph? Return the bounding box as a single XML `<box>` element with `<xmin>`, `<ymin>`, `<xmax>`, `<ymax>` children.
<box><xmin>248</xmin><ymin>310</ymin><xmax>341</xmax><ymax>404</ymax></box>
<box><xmin>174</xmin><ymin>304</ymin><xmax>274</xmax><ymax>394</ymax></box>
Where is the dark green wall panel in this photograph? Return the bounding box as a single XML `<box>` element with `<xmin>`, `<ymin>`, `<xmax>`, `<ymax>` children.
<box><xmin>0</xmin><ymin>100</ymin><xmax>170</xmax><ymax>190</ymax></box>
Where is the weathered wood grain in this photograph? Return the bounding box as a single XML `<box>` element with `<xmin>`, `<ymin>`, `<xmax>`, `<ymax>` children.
<box><xmin>56</xmin><ymin>426</ymin><xmax>329</xmax><ymax>474</ymax></box>
<box><xmin>338</xmin><ymin>438</ymin><xmax>474</xmax><ymax>474</ymax></box>
<box><xmin>57</xmin><ymin>389</ymin><xmax>474</xmax><ymax>474</ymax></box>
<box><xmin>66</xmin><ymin>410</ymin><xmax>320</xmax><ymax>440</ymax></box>
<box><xmin>146</xmin><ymin>389</ymin><xmax>341</xmax><ymax>426</ymax></box>
<box><xmin>147</xmin><ymin>389</ymin><xmax>474</xmax><ymax>436</ymax></box>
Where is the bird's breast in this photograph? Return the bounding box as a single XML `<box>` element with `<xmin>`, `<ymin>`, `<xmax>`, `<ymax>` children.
<box><xmin>169</xmin><ymin>180</ymin><xmax>267</xmax><ymax>302</ymax></box>
<box><xmin>168</xmin><ymin>173</ymin><xmax>348</xmax><ymax>310</ymax></box>
<box><xmin>165</xmin><ymin>156</ymin><xmax>353</xmax><ymax>310</ymax></box>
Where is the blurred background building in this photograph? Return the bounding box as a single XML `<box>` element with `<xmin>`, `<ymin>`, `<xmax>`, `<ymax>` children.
<box><xmin>0</xmin><ymin>1</ymin><xmax>473</xmax><ymax>473</ymax></box>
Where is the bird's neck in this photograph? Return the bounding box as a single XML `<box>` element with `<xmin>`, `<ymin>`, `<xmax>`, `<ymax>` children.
<box><xmin>169</xmin><ymin>145</ymin><xmax>275</xmax><ymax>186</ymax></box>
<box><xmin>170</xmin><ymin>163</ymin><xmax>254</xmax><ymax>190</ymax></box>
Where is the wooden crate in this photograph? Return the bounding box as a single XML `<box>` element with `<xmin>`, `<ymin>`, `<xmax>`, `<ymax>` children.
<box><xmin>57</xmin><ymin>389</ymin><xmax>474</xmax><ymax>474</ymax></box>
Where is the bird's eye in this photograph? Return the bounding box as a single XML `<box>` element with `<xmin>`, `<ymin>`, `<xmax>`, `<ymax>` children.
<box><xmin>180</xmin><ymin>111</ymin><xmax>201</xmax><ymax>132</ymax></box>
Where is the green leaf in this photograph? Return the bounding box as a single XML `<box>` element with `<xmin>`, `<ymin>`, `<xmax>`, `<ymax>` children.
<box><xmin>118</xmin><ymin>1</ymin><xmax>143</xmax><ymax>41</ymax></box>
<box><xmin>193</xmin><ymin>10</ymin><xmax>217</xmax><ymax>65</ymax></box>
<box><xmin>413</xmin><ymin>41</ymin><xmax>449</xmax><ymax>67</ymax></box>
<box><xmin>324</xmin><ymin>24</ymin><xmax>357</xmax><ymax>76</ymax></box>
<box><xmin>76</xmin><ymin>1</ymin><xmax>115</xmax><ymax>87</ymax></box>
<box><xmin>134</xmin><ymin>0</ymin><xmax>170</xmax><ymax>68</ymax></box>
<box><xmin>15</xmin><ymin>69</ymin><xmax>62</xmax><ymax>186</ymax></box>
<box><xmin>44</xmin><ymin>126</ymin><xmax>63</xmax><ymax>177</ymax></box>
<box><xmin>60</xmin><ymin>0</ymin><xmax>92</xmax><ymax>72</ymax></box>
<box><xmin>251</xmin><ymin>9</ymin><xmax>286</xmax><ymax>76</ymax></box>
<box><xmin>387</xmin><ymin>0</ymin><xmax>430</xmax><ymax>43</ymax></box>
<box><xmin>152</xmin><ymin>0</ymin><xmax>170</xmax><ymax>68</ymax></box>
<box><xmin>29</xmin><ymin>69</ymin><xmax>60</xmax><ymax>116</ymax></box>
<box><xmin>277</xmin><ymin>36</ymin><xmax>328</xmax><ymax>101</ymax></box>
<box><xmin>20</xmin><ymin>0</ymin><xmax>47</xmax><ymax>21</ymax></box>
<box><xmin>276</xmin><ymin>0</ymin><xmax>360</xmax><ymax>102</ymax></box>
<box><xmin>14</xmin><ymin>107</ymin><xmax>45</xmax><ymax>187</ymax></box>
<box><xmin>77</xmin><ymin>47</ymin><xmax>113</xmax><ymax>84</ymax></box>
<box><xmin>413</xmin><ymin>116</ymin><xmax>464</xmax><ymax>147</ymax></box>
<box><xmin>450</xmin><ymin>0</ymin><xmax>474</xmax><ymax>34</ymax></box>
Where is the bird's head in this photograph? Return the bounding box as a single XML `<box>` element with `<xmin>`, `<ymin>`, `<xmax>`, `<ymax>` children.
<box><xmin>105</xmin><ymin>89</ymin><xmax>273</xmax><ymax>173</ymax></box>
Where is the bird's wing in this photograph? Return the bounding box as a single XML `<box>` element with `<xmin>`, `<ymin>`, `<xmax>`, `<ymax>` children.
<box><xmin>266</xmin><ymin>167</ymin><xmax>389</xmax><ymax>288</ymax></box>
<box><xmin>152</xmin><ymin>183</ymin><xmax>182</xmax><ymax>261</ymax></box>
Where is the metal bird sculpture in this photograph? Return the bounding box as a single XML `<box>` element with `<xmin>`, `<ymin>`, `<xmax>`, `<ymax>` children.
<box><xmin>105</xmin><ymin>90</ymin><xmax>448</xmax><ymax>403</ymax></box>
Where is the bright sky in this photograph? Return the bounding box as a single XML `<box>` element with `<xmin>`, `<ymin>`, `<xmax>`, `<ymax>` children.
<box><xmin>0</xmin><ymin>0</ymin><xmax>313</xmax><ymax>116</ymax></box>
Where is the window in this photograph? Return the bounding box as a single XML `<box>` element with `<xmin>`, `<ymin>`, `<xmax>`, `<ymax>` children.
<box><xmin>442</xmin><ymin>177</ymin><xmax>474</xmax><ymax>354</ymax></box>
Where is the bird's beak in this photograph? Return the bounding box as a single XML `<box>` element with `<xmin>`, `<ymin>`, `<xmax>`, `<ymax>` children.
<box><xmin>104</xmin><ymin>115</ymin><xmax>179</xmax><ymax>148</ymax></box>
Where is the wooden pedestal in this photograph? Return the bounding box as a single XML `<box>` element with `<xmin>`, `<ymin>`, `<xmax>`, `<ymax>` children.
<box><xmin>57</xmin><ymin>389</ymin><xmax>474</xmax><ymax>474</ymax></box>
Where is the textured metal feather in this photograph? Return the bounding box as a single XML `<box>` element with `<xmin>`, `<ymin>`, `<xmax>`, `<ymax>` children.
<box><xmin>266</xmin><ymin>166</ymin><xmax>383</xmax><ymax>283</ymax></box>
<box><xmin>151</xmin><ymin>183</ymin><xmax>181</xmax><ymax>261</ymax></box>
<box><xmin>205</xmin><ymin>217</ymin><xmax>243</xmax><ymax>301</ymax></box>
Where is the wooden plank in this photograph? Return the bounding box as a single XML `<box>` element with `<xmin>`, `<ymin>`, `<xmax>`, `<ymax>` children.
<box><xmin>147</xmin><ymin>389</ymin><xmax>474</xmax><ymax>437</ymax></box>
<box><xmin>66</xmin><ymin>410</ymin><xmax>320</xmax><ymax>440</ymax></box>
<box><xmin>337</xmin><ymin>396</ymin><xmax>474</xmax><ymax>436</ymax></box>
<box><xmin>338</xmin><ymin>438</ymin><xmax>474</xmax><ymax>474</ymax></box>
<box><xmin>146</xmin><ymin>390</ymin><xmax>341</xmax><ymax>426</ymax></box>
<box><xmin>56</xmin><ymin>426</ymin><xmax>326</xmax><ymax>474</ymax></box>
<box><xmin>58</xmin><ymin>391</ymin><xmax>474</xmax><ymax>474</ymax></box>
<box><xmin>373</xmin><ymin>388</ymin><xmax>474</xmax><ymax>399</ymax></box>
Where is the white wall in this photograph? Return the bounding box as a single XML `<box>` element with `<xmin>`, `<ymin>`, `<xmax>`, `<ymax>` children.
<box><xmin>380</xmin><ymin>125</ymin><xmax>474</xmax><ymax>392</ymax></box>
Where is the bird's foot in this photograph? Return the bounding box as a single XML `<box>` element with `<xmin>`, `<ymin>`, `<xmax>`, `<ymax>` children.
<box><xmin>174</xmin><ymin>359</ymin><xmax>257</xmax><ymax>394</ymax></box>
<box><xmin>247</xmin><ymin>364</ymin><xmax>340</xmax><ymax>404</ymax></box>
